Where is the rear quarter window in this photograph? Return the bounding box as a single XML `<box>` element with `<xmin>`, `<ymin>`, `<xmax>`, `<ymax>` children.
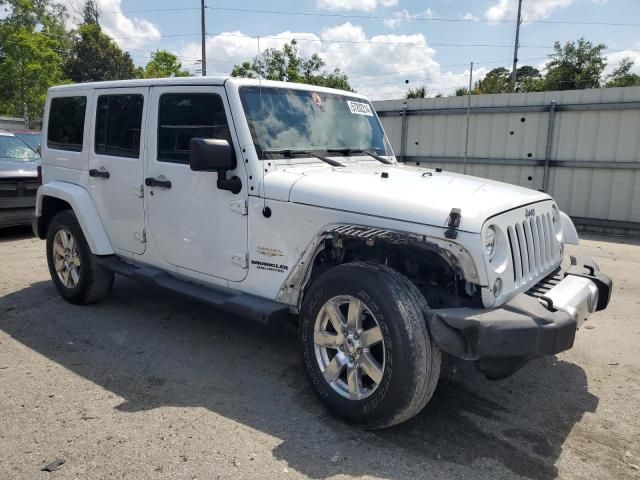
<box><xmin>47</xmin><ymin>96</ymin><xmax>87</xmax><ymax>152</ymax></box>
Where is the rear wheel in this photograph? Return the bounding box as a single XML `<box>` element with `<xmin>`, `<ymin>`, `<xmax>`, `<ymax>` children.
<box><xmin>46</xmin><ymin>210</ymin><xmax>114</xmax><ymax>304</ymax></box>
<box><xmin>300</xmin><ymin>262</ymin><xmax>441</xmax><ymax>429</ymax></box>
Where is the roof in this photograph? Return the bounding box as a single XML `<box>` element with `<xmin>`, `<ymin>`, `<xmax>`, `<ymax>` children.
<box><xmin>46</xmin><ymin>76</ymin><xmax>370</xmax><ymax>100</ymax></box>
<box><xmin>48</xmin><ymin>76</ymin><xmax>229</xmax><ymax>92</ymax></box>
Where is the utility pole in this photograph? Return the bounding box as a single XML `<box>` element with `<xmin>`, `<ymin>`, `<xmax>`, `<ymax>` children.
<box><xmin>511</xmin><ymin>0</ymin><xmax>523</xmax><ymax>90</ymax></box>
<box><xmin>200</xmin><ymin>0</ymin><xmax>207</xmax><ymax>76</ymax></box>
<box><xmin>463</xmin><ymin>62</ymin><xmax>473</xmax><ymax>175</ymax></box>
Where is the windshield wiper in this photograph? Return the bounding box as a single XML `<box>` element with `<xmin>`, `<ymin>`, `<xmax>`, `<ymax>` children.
<box><xmin>326</xmin><ymin>148</ymin><xmax>393</xmax><ymax>165</ymax></box>
<box><xmin>262</xmin><ymin>149</ymin><xmax>344</xmax><ymax>167</ymax></box>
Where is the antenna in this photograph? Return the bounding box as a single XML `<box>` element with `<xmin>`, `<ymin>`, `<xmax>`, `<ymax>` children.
<box><xmin>257</xmin><ymin>36</ymin><xmax>269</xmax><ymax>216</ymax></box>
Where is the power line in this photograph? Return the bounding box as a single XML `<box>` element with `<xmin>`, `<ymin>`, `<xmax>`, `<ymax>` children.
<box><xmin>204</xmin><ymin>31</ymin><xmax>553</xmax><ymax>49</ymax></box>
<box><xmin>203</xmin><ymin>6</ymin><xmax>640</xmax><ymax>28</ymax></box>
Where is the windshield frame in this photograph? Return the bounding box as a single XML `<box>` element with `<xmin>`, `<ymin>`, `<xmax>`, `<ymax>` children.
<box><xmin>238</xmin><ymin>85</ymin><xmax>394</xmax><ymax>161</ymax></box>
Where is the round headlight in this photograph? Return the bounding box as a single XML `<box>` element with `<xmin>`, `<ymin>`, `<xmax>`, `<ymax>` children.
<box><xmin>484</xmin><ymin>226</ymin><xmax>497</xmax><ymax>259</ymax></box>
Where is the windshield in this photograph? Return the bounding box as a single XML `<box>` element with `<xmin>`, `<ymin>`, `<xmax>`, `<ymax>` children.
<box><xmin>14</xmin><ymin>132</ymin><xmax>41</xmax><ymax>151</ymax></box>
<box><xmin>0</xmin><ymin>133</ymin><xmax>39</xmax><ymax>162</ymax></box>
<box><xmin>239</xmin><ymin>86</ymin><xmax>392</xmax><ymax>159</ymax></box>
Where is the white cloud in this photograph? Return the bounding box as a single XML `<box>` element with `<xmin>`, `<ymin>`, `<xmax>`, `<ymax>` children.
<box><xmin>317</xmin><ymin>0</ymin><xmax>398</xmax><ymax>12</ymax></box>
<box><xmin>179</xmin><ymin>22</ymin><xmax>489</xmax><ymax>100</ymax></box>
<box><xmin>383</xmin><ymin>8</ymin><xmax>434</xmax><ymax>29</ymax></box>
<box><xmin>463</xmin><ymin>12</ymin><xmax>479</xmax><ymax>22</ymax></box>
<box><xmin>485</xmin><ymin>0</ymin><xmax>574</xmax><ymax>22</ymax></box>
<box><xmin>58</xmin><ymin>0</ymin><xmax>161</xmax><ymax>50</ymax></box>
<box><xmin>605</xmin><ymin>49</ymin><xmax>640</xmax><ymax>76</ymax></box>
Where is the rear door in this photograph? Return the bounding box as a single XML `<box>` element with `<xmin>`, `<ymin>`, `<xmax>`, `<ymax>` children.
<box><xmin>89</xmin><ymin>87</ymin><xmax>148</xmax><ymax>255</ymax></box>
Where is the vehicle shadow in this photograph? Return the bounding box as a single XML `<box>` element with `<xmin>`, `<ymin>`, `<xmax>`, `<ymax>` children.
<box><xmin>0</xmin><ymin>225</ymin><xmax>34</xmax><ymax>243</ymax></box>
<box><xmin>0</xmin><ymin>277</ymin><xmax>598</xmax><ymax>480</ymax></box>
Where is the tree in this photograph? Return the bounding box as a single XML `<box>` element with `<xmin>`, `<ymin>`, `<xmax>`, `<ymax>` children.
<box><xmin>406</xmin><ymin>86</ymin><xmax>427</xmax><ymax>99</ymax></box>
<box><xmin>64</xmin><ymin>0</ymin><xmax>137</xmax><ymax>83</ymax></box>
<box><xmin>541</xmin><ymin>38</ymin><xmax>606</xmax><ymax>91</ymax></box>
<box><xmin>143</xmin><ymin>50</ymin><xmax>189</xmax><ymax>78</ymax></box>
<box><xmin>516</xmin><ymin>65</ymin><xmax>541</xmax><ymax>80</ymax></box>
<box><xmin>231</xmin><ymin>40</ymin><xmax>352</xmax><ymax>91</ymax></box>
<box><xmin>0</xmin><ymin>0</ymin><xmax>69</xmax><ymax>122</ymax></box>
<box><xmin>475</xmin><ymin>67</ymin><xmax>512</xmax><ymax>94</ymax></box>
<box><xmin>605</xmin><ymin>58</ymin><xmax>640</xmax><ymax>88</ymax></box>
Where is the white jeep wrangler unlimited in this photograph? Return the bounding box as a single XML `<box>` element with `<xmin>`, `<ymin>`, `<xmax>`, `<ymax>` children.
<box><xmin>33</xmin><ymin>77</ymin><xmax>612</xmax><ymax>429</ymax></box>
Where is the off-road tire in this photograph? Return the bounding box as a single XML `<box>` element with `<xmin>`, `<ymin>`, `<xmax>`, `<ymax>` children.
<box><xmin>301</xmin><ymin>261</ymin><xmax>441</xmax><ymax>429</ymax></box>
<box><xmin>46</xmin><ymin>210</ymin><xmax>114</xmax><ymax>305</ymax></box>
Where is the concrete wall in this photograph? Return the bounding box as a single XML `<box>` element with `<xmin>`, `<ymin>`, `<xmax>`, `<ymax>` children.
<box><xmin>374</xmin><ymin>87</ymin><xmax>640</xmax><ymax>233</ymax></box>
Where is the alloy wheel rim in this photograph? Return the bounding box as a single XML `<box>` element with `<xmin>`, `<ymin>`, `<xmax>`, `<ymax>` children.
<box><xmin>313</xmin><ymin>295</ymin><xmax>385</xmax><ymax>400</ymax></box>
<box><xmin>53</xmin><ymin>229</ymin><xmax>81</xmax><ymax>289</ymax></box>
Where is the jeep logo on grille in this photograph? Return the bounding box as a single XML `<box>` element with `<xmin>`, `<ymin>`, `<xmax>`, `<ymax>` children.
<box><xmin>525</xmin><ymin>208</ymin><xmax>536</xmax><ymax>218</ymax></box>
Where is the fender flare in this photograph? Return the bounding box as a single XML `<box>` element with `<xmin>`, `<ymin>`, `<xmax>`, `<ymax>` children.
<box><xmin>560</xmin><ymin>211</ymin><xmax>579</xmax><ymax>245</ymax></box>
<box><xmin>277</xmin><ymin>223</ymin><xmax>481</xmax><ymax>312</ymax></box>
<box><xmin>35</xmin><ymin>181</ymin><xmax>114</xmax><ymax>255</ymax></box>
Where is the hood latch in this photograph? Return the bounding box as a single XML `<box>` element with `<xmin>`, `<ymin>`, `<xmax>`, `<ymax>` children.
<box><xmin>445</xmin><ymin>208</ymin><xmax>462</xmax><ymax>239</ymax></box>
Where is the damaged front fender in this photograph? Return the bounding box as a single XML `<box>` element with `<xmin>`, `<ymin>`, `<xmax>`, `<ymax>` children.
<box><xmin>277</xmin><ymin>224</ymin><xmax>482</xmax><ymax>312</ymax></box>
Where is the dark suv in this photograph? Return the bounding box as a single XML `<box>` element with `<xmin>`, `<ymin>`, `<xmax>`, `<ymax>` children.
<box><xmin>0</xmin><ymin>129</ymin><xmax>40</xmax><ymax>228</ymax></box>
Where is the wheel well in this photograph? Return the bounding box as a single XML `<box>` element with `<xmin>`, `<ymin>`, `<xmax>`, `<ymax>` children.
<box><xmin>37</xmin><ymin>196</ymin><xmax>72</xmax><ymax>238</ymax></box>
<box><xmin>305</xmin><ymin>235</ymin><xmax>482</xmax><ymax>310</ymax></box>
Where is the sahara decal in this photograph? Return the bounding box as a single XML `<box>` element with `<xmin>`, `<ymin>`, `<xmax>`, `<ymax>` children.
<box><xmin>256</xmin><ymin>246</ymin><xmax>285</xmax><ymax>257</ymax></box>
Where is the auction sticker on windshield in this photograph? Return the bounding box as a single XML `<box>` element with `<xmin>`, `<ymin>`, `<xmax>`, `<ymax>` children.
<box><xmin>347</xmin><ymin>101</ymin><xmax>373</xmax><ymax>116</ymax></box>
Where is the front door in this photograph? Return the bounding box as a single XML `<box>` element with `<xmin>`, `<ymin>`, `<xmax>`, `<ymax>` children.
<box><xmin>89</xmin><ymin>87</ymin><xmax>148</xmax><ymax>255</ymax></box>
<box><xmin>145</xmin><ymin>86</ymin><xmax>248</xmax><ymax>282</ymax></box>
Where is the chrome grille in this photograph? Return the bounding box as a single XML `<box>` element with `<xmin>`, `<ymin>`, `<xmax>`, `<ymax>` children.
<box><xmin>506</xmin><ymin>212</ymin><xmax>559</xmax><ymax>286</ymax></box>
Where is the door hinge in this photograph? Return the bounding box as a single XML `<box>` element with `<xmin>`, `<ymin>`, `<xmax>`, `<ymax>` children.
<box><xmin>231</xmin><ymin>252</ymin><xmax>248</xmax><ymax>269</ymax></box>
<box><xmin>132</xmin><ymin>184</ymin><xmax>144</xmax><ymax>198</ymax></box>
<box><xmin>229</xmin><ymin>199</ymin><xmax>248</xmax><ymax>216</ymax></box>
<box><xmin>134</xmin><ymin>230</ymin><xmax>146</xmax><ymax>243</ymax></box>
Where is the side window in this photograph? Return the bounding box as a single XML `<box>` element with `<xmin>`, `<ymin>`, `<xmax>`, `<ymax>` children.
<box><xmin>47</xmin><ymin>96</ymin><xmax>87</xmax><ymax>152</ymax></box>
<box><xmin>158</xmin><ymin>93</ymin><xmax>232</xmax><ymax>164</ymax></box>
<box><xmin>95</xmin><ymin>94</ymin><xmax>144</xmax><ymax>158</ymax></box>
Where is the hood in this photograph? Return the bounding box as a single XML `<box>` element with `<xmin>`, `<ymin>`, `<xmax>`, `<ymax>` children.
<box><xmin>265</xmin><ymin>161</ymin><xmax>550</xmax><ymax>233</ymax></box>
<box><xmin>0</xmin><ymin>158</ymin><xmax>39</xmax><ymax>179</ymax></box>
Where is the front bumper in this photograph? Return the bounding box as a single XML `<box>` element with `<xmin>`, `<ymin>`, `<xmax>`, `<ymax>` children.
<box><xmin>427</xmin><ymin>255</ymin><xmax>612</xmax><ymax>378</ymax></box>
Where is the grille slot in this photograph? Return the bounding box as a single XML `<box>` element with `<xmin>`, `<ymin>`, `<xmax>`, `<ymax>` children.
<box><xmin>506</xmin><ymin>211</ymin><xmax>559</xmax><ymax>286</ymax></box>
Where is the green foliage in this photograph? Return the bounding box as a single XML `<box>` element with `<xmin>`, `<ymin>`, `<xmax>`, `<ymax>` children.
<box><xmin>605</xmin><ymin>58</ymin><xmax>640</xmax><ymax>88</ymax></box>
<box><xmin>0</xmin><ymin>0</ymin><xmax>69</xmax><ymax>122</ymax></box>
<box><xmin>231</xmin><ymin>40</ymin><xmax>352</xmax><ymax>91</ymax></box>
<box><xmin>475</xmin><ymin>67</ymin><xmax>512</xmax><ymax>94</ymax></box>
<box><xmin>406</xmin><ymin>86</ymin><xmax>427</xmax><ymax>99</ymax></box>
<box><xmin>64</xmin><ymin>1</ymin><xmax>137</xmax><ymax>83</ymax></box>
<box><xmin>541</xmin><ymin>38</ymin><xmax>606</xmax><ymax>91</ymax></box>
<box><xmin>143</xmin><ymin>50</ymin><xmax>189</xmax><ymax>78</ymax></box>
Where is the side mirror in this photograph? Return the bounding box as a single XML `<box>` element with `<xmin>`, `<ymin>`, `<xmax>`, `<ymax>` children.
<box><xmin>189</xmin><ymin>138</ymin><xmax>236</xmax><ymax>172</ymax></box>
<box><xmin>189</xmin><ymin>138</ymin><xmax>242</xmax><ymax>194</ymax></box>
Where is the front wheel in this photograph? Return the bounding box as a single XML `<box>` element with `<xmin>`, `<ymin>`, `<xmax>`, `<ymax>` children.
<box><xmin>300</xmin><ymin>262</ymin><xmax>441</xmax><ymax>429</ymax></box>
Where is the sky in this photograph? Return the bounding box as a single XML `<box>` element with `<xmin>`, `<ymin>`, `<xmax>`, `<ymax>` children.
<box><xmin>51</xmin><ymin>0</ymin><xmax>640</xmax><ymax>99</ymax></box>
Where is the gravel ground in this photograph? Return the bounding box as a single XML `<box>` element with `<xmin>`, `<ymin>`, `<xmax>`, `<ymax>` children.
<box><xmin>0</xmin><ymin>227</ymin><xmax>638</xmax><ymax>480</ymax></box>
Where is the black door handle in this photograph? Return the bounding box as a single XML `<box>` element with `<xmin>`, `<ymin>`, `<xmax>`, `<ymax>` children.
<box><xmin>145</xmin><ymin>177</ymin><xmax>172</xmax><ymax>189</ymax></box>
<box><xmin>89</xmin><ymin>168</ymin><xmax>110</xmax><ymax>179</ymax></box>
